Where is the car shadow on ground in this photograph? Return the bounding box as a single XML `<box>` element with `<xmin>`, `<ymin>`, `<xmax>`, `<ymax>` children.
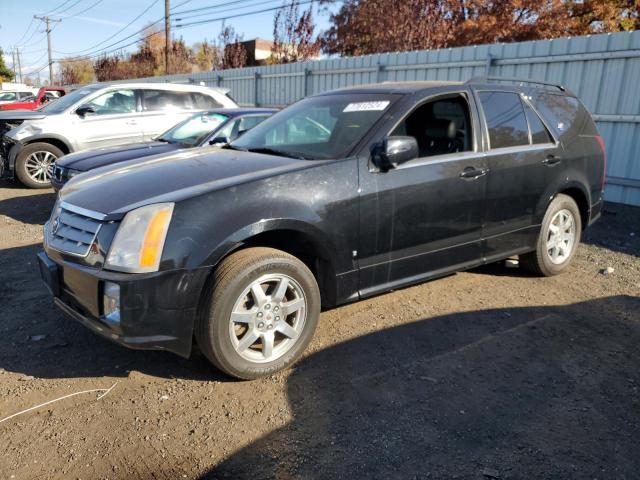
<box><xmin>200</xmin><ymin>295</ymin><xmax>640</xmax><ymax>479</ymax></box>
<box><xmin>0</xmin><ymin>185</ymin><xmax>56</xmax><ymax>225</ymax></box>
<box><xmin>0</xmin><ymin>242</ymin><xmax>228</xmax><ymax>382</ymax></box>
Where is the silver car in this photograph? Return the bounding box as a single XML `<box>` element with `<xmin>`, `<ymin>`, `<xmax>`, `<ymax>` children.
<box><xmin>0</xmin><ymin>82</ymin><xmax>238</xmax><ymax>188</ymax></box>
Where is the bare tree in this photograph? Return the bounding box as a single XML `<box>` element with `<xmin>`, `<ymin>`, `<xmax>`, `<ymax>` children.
<box><xmin>219</xmin><ymin>26</ymin><xmax>247</xmax><ymax>70</ymax></box>
<box><xmin>271</xmin><ymin>0</ymin><xmax>321</xmax><ymax>64</ymax></box>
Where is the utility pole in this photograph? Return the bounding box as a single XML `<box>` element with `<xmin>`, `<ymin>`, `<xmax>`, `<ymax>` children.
<box><xmin>33</xmin><ymin>15</ymin><xmax>61</xmax><ymax>85</ymax></box>
<box><xmin>11</xmin><ymin>48</ymin><xmax>17</xmax><ymax>80</ymax></box>
<box><xmin>15</xmin><ymin>47</ymin><xmax>23</xmax><ymax>83</ymax></box>
<box><xmin>164</xmin><ymin>0</ymin><xmax>170</xmax><ymax>75</ymax></box>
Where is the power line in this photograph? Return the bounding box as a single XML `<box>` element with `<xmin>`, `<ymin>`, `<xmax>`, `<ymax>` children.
<box><xmin>55</xmin><ymin>0</ymin><xmax>162</xmax><ymax>55</ymax></box>
<box><xmin>175</xmin><ymin>0</ymin><xmax>315</xmax><ymax>28</ymax></box>
<box><xmin>46</xmin><ymin>0</ymin><xmax>76</xmax><ymax>15</ymax></box>
<box><xmin>173</xmin><ymin>0</ymin><xmax>283</xmax><ymax>22</ymax></box>
<box><xmin>15</xmin><ymin>18</ymin><xmax>36</xmax><ymax>45</ymax></box>
<box><xmin>60</xmin><ymin>0</ymin><xmax>106</xmax><ymax>18</ymax></box>
<box><xmin>56</xmin><ymin>0</ymin><xmax>84</xmax><ymax>15</ymax></box>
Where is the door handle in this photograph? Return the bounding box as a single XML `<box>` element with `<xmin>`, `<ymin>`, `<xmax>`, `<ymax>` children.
<box><xmin>542</xmin><ymin>154</ymin><xmax>561</xmax><ymax>166</ymax></box>
<box><xmin>126</xmin><ymin>120</ymin><xmax>138</xmax><ymax>126</ymax></box>
<box><xmin>459</xmin><ymin>167</ymin><xmax>489</xmax><ymax>179</ymax></box>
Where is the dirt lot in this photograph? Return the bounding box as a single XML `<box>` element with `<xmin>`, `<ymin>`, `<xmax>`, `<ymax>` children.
<box><xmin>0</xmin><ymin>180</ymin><xmax>639</xmax><ymax>480</ymax></box>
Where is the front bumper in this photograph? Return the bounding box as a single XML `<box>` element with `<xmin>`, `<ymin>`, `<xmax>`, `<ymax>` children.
<box><xmin>37</xmin><ymin>250</ymin><xmax>211</xmax><ymax>357</ymax></box>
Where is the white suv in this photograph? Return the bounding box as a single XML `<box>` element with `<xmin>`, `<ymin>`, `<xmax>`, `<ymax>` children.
<box><xmin>0</xmin><ymin>82</ymin><xmax>237</xmax><ymax>188</ymax></box>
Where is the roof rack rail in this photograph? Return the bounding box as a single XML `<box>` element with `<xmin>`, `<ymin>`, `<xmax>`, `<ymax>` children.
<box><xmin>465</xmin><ymin>76</ymin><xmax>566</xmax><ymax>92</ymax></box>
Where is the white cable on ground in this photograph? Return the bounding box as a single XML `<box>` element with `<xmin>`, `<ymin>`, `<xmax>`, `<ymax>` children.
<box><xmin>0</xmin><ymin>382</ymin><xmax>119</xmax><ymax>425</ymax></box>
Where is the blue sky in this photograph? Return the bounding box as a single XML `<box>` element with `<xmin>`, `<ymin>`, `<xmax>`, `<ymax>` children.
<box><xmin>0</xmin><ymin>0</ymin><xmax>338</xmax><ymax>79</ymax></box>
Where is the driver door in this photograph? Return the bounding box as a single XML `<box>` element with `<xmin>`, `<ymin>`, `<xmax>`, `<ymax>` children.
<box><xmin>72</xmin><ymin>88</ymin><xmax>143</xmax><ymax>150</ymax></box>
<box><xmin>357</xmin><ymin>91</ymin><xmax>487</xmax><ymax>296</ymax></box>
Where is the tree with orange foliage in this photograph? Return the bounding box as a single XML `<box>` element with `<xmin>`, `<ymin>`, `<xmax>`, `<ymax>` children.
<box><xmin>321</xmin><ymin>0</ymin><xmax>640</xmax><ymax>56</ymax></box>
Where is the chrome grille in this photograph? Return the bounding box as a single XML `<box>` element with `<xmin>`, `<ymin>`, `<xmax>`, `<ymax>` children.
<box><xmin>53</xmin><ymin>165</ymin><xmax>65</xmax><ymax>182</ymax></box>
<box><xmin>48</xmin><ymin>206</ymin><xmax>101</xmax><ymax>256</ymax></box>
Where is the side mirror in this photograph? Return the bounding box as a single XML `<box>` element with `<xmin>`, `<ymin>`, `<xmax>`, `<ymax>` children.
<box><xmin>76</xmin><ymin>104</ymin><xmax>96</xmax><ymax>117</ymax></box>
<box><xmin>209</xmin><ymin>136</ymin><xmax>229</xmax><ymax>146</ymax></box>
<box><xmin>375</xmin><ymin>136</ymin><xmax>419</xmax><ymax>170</ymax></box>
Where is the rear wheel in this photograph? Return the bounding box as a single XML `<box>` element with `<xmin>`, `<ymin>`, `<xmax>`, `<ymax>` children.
<box><xmin>15</xmin><ymin>142</ymin><xmax>63</xmax><ymax>189</ymax></box>
<box><xmin>196</xmin><ymin>247</ymin><xmax>321</xmax><ymax>380</ymax></box>
<box><xmin>521</xmin><ymin>194</ymin><xmax>582</xmax><ymax>276</ymax></box>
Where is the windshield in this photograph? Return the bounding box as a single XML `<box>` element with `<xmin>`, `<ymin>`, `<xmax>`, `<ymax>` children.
<box><xmin>39</xmin><ymin>85</ymin><xmax>102</xmax><ymax>114</ymax></box>
<box><xmin>158</xmin><ymin>112</ymin><xmax>229</xmax><ymax>146</ymax></box>
<box><xmin>231</xmin><ymin>94</ymin><xmax>396</xmax><ymax>159</ymax></box>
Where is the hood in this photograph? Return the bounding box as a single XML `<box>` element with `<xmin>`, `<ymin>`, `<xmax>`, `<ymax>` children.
<box><xmin>58</xmin><ymin>141</ymin><xmax>183</xmax><ymax>171</ymax></box>
<box><xmin>0</xmin><ymin>110</ymin><xmax>46</xmax><ymax>121</ymax></box>
<box><xmin>60</xmin><ymin>148</ymin><xmax>321</xmax><ymax>219</ymax></box>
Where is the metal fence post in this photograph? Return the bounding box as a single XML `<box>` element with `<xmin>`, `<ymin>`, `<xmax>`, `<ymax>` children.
<box><xmin>254</xmin><ymin>72</ymin><xmax>261</xmax><ymax>107</ymax></box>
<box><xmin>377</xmin><ymin>63</ymin><xmax>386</xmax><ymax>83</ymax></box>
<box><xmin>303</xmin><ymin>68</ymin><xmax>311</xmax><ymax>97</ymax></box>
<box><xmin>485</xmin><ymin>54</ymin><xmax>495</xmax><ymax>75</ymax></box>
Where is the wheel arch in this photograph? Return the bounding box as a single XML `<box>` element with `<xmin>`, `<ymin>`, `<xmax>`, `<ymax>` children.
<box><xmin>556</xmin><ymin>185</ymin><xmax>590</xmax><ymax>229</ymax></box>
<box><xmin>9</xmin><ymin>135</ymin><xmax>72</xmax><ymax>170</ymax></box>
<box><xmin>214</xmin><ymin>223</ymin><xmax>339</xmax><ymax>309</ymax></box>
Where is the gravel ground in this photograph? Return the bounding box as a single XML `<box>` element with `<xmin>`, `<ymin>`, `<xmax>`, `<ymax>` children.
<box><xmin>0</xmin><ymin>180</ymin><xmax>638</xmax><ymax>480</ymax></box>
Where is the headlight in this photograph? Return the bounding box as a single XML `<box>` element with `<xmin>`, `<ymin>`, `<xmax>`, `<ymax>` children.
<box><xmin>105</xmin><ymin>203</ymin><xmax>174</xmax><ymax>273</ymax></box>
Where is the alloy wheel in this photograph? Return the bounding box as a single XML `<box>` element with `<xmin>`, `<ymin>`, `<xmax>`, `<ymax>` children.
<box><xmin>229</xmin><ymin>273</ymin><xmax>307</xmax><ymax>363</ymax></box>
<box><xmin>546</xmin><ymin>208</ymin><xmax>576</xmax><ymax>264</ymax></box>
<box><xmin>25</xmin><ymin>151</ymin><xmax>57</xmax><ymax>184</ymax></box>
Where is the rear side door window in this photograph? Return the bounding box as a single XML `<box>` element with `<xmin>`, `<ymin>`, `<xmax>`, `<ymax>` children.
<box><xmin>142</xmin><ymin>90</ymin><xmax>195</xmax><ymax>111</ymax></box>
<box><xmin>478</xmin><ymin>91</ymin><xmax>529</xmax><ymax>149</ymax></box>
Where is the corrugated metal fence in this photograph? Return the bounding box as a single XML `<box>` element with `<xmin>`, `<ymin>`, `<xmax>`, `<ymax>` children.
<box><xmin>112</xmin><ymin>31</ymin><xmax>640</xmax><ymax>206</ymax></box>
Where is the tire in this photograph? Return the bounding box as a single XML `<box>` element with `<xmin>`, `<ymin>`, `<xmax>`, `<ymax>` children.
<box><xmin>521</xmin><ymin>194</ymin><xmax>582</xmax><ymax>276</ymax></box>
<box><xmin>195</xmin><ymin>247</ymin><xmax>321</xmax><ymax>380</ymax></box>
<box><xmin>15</xmin><ymin>142</ymin><xmax>63</xmax><ymax>189</ymax></box>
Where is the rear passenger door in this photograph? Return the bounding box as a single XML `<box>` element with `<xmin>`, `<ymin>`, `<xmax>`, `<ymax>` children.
<box><xmin>139</xmin><ymin>90</ymin><xmax>208</xmax><ymax>141</ymax></box>
<box><xmin>474</xmin><ymin>89</ymin><xmax>560</xmax><ymax>260</ymax></box>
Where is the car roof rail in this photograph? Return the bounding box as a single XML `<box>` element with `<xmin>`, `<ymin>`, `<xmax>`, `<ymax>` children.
<box><xmin>466</xmin><ymin>76</ymin><xmax>566</xmax><ymax>92</ymax></box>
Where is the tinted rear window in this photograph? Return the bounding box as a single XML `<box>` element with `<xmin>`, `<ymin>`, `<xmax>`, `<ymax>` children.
<box><xmin>479</xmin><ymin>91</ymin><xmax>529</xmax><ymax>149</ymax></box>
<box><xmin>530</xmin><ymin>93</ymin><xmax>580</xmax><ymax>135</ymax></box>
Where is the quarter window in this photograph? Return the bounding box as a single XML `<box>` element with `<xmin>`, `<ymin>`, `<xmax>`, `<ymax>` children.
<box><xmin>86</xmin><ymin>89</ymin><xmax>136</xmax><ymax>115</ymax></box>
<box><xmin>524</xmin><ymin>103</ymin><xmax>553</xmax><ymax>144</ymax></box>
<box><xmin>479</xmin><ymin>91</ymin><xmax>529</xmax><ymax>149</ymax></box>
<box><xmin>192</xmin><ymin>93</ymin><xmax>221</xmax><ymax>109</ymax></box>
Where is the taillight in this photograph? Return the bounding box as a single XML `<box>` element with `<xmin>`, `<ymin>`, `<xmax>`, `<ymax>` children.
<box><xmin>595</xmin><ymin>135</ymin><xmax>606</xmax><ymax>190</ymax></box>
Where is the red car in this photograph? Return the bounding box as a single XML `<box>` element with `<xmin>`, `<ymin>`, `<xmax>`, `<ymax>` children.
<box><xmin>0</xmin><ymin>87</ymin><xmax>67</xmax><ymax>111</ymax></box>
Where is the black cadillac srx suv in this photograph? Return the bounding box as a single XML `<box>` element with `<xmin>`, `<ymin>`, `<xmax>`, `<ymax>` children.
<box><xmin>38</xmin><ymin>78</ymin><xmax>606</xmax><ymax>379</ymax></box>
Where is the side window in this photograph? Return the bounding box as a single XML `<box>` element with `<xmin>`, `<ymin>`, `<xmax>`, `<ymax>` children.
<box><xmin>531</xmin><ymin>93</ymin><xmax>580</xmax><ymax>135</ymax></box>
<box><xmin>85</xmin><ymin>89</ymin><xmax>136</xmax><ymax>115</ymax></box>
<box><xmin>216</xmin><ymin>119</ymin><xmax>239</xmax><ymax>141</ymax></box>
<box><xmin>237</xmin><ymin>115</ymin><xmax>269</xmax><ymax>136</ymax></box>
<box><xmin>524</xmin><ymin>103</ymin><xmax>553</xmax><ymax>144</ymax></box>
<box><xmin>192</xmin><ymin>93</ymin><xmax>221</xmax><ymax>109</ymax></box>
<box><xmin>479</xmin><ymin>91</ymin><xmax>529</xmax><ymax>149</ymax></box>
<box><xmin>391</xmin><ymin>94</ymin><xmax>473</xmax><ymax>157</ymax></box>
<box><xmin>142</xmin><ymin>90</ymin><xmax>194</xmax><ymax>111</ymax></box>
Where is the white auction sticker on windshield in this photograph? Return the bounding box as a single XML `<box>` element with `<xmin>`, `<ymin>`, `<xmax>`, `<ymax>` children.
<box><xmin>343</xmin><ymin>101</ymin><xmax>390</xmax><ymax>112</ymax></box>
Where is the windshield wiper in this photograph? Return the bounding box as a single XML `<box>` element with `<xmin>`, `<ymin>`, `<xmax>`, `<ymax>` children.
<box><xmin>245</xmin><ymin>147</ymin><xmax>312</xmax><ymax>160</ymax></box>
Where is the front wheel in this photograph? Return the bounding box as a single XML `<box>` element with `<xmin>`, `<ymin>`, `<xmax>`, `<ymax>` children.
<box><xmin>195</xmin><ymin>247</ymin><xmax>321</xmax><ymax>380</ymax></box>
<box><xmin>15</xmin><ymin>142</ymin><xmax>63</xmax><ymax>189</ymax></box>
<box><xmin>521</xmin><ymin>193</ymin><xmax>582</xmax><ymax>276</ymax></box>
